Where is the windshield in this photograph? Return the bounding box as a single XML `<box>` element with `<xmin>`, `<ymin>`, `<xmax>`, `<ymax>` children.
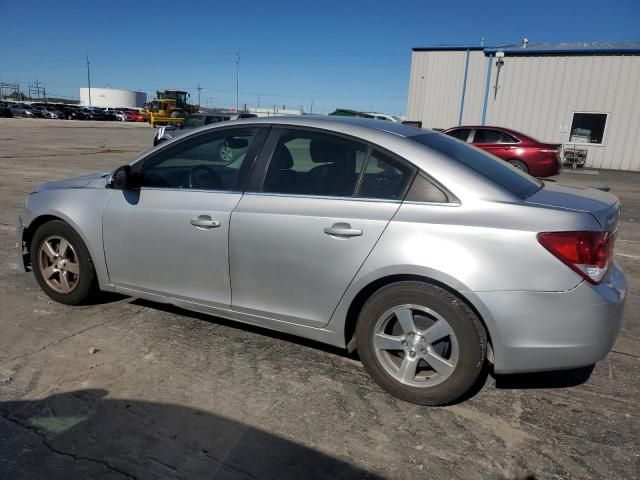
<box><xmin>411</xmin><ymin>133</ymin><xmax>542</xmax><ymax>199</ymax></box>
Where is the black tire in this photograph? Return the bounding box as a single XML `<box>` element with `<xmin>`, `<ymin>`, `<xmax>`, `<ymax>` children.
<box><xmin>508</xmin><ymin>159</ymin><xmax>528</xmax><ymax>173</ymax></box>
<box><xmin>356</xmin><ymin>281</ymin><xmax>486</xmax><ymax>406</ymax></box>
<box><xmin>30</xmin><ymin>220</ymin><xmax>98</xmax><ymax>305</ymax></box>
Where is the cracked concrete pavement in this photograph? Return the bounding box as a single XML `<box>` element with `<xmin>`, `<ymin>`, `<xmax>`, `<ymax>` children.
<box><xmin>0</xmin><ymin>118</ymin><xmax>638</xmax><ymax>479</ymax></box>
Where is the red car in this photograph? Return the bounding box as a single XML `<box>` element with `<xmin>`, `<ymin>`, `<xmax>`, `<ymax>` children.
<box><xmin>124</xmin><ymin>110</ymin><xmax>145</xmax><ymax>122</ymax></box>
<box><xmin>442</xmin><ymin>126</ymin><xmax>561</xmax><ymax>177</ymax></box>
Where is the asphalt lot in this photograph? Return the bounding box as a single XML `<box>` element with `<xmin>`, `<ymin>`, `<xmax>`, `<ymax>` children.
<box><xmin>0</xmin><ymin>118</ymin><xmax>638</xmax><ymax>479</ymax></box>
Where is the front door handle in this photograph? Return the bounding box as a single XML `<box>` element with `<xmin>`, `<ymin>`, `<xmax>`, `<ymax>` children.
<box><xmin>324</xmin><ymin>222</ymin><xmax>362</xmax><ymax>238</ymax></box>
<box><xmin>190</xmin><ymin>215</ymin><xmax>220</xmax><ymax>229</ymax></box>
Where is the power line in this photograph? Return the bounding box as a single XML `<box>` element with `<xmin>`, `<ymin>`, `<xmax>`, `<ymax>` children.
<box><xmin>6</xmin><ymin>80</ymin><xmax>407</xmax><ymax>101</ymax></box>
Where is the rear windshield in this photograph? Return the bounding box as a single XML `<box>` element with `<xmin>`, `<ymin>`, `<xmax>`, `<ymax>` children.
<box><xmin>411</xmin><ymin>133</ymin><xmax>542</xmax><ymax>199</ymax></box>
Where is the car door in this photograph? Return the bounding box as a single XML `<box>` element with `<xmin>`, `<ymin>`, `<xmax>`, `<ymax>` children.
<box><xmin>102</xmin><ymin>126</ymin><xmax>267</xmax><ymax>308</ymax></box>
<box><xmin>229</xmin><ymin>128</ymin><xmax>416</xmax><ymax>328</ymax></box>
<box><xmin>471</xmin><ymin>128</ymin><xmax>514</xmax><ymax>159</ymax></box>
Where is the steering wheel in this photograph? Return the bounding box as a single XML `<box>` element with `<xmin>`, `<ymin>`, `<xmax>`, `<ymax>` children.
<box><xmin>188</xmin><ymin>165</ymin><xmax>224</xmax><ymax>190</ymax></box>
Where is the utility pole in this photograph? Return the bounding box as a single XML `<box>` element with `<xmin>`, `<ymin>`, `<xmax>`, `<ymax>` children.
<box><xmin>196</xmin><ymin>84</ymin><xmax>203</xmax><ymax>109</ymax></box>
<box><xmin>235</xmin><ymin>49</ymin><xmax>240</xmax><ymax>112</ymax></box>
<box><xmin>310</xmin><ymin>99</ymin><xmax>314</xmax><ymax>114</ymax></box>
<box><xmin>86</xmin><ymin>53</ymin><xmax>92</xmax><ymax>106</ymax></box>
<box><xmin>257</xmin><ymin>93</ymin><xmax>261</xmax><ymax>109</ymax></box>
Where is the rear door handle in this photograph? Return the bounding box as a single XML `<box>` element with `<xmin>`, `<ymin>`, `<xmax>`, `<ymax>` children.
<box><xmin>190</xmin><ymin>215</ymin><xmax>220</xmax><ymax>229</ymax></box>
<box><xmin>324</xmin><ymin>222</ymin><xmax>362</xmax><ymax>238</ymax></box>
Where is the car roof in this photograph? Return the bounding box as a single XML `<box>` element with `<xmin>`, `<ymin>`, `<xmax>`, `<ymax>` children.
<box><xmin>226</xmin><ymin>115</ymin><xmax>426</xmax><ymax>138</ymax></box>
<box><xmin>448</xmin><ymin>125</ymin><xmax>528</xmax><ymax>137</ymax></box>
<box><xmin>457</xmin><ymin>125</ymin><xmax>545</xmax><ymax>143</ymax></box>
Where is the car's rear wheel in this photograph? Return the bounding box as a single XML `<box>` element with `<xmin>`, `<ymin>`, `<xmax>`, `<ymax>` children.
<box><xmin>508</xmin><ymin>159</ymin><xmax>528</xmax><ymax>172</ymax></box>
<box><xmin>356</xmin><ymin>281</ymin><xmax>486</xmax><ymax>405</ymax></box>
<box><xmin>30</xmin><ymin>220</ymin><xmax>98</xmax><ymax>305</ymax></box>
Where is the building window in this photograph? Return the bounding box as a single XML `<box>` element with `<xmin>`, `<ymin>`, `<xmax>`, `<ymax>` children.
<box><xmin>570</xmin><ymin>113</ymin><xmax>607</xmax><ymax>144</ymax></box>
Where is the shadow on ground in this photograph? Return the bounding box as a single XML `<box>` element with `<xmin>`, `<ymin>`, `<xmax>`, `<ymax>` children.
<box><xmin>131</xmin><ymin>299</ymin><xmax>594</xmax><ymax>395</ymax></box>
<box><xmin>0</xmin><ymin>389</ymin><xmax>380</xmax><ymax>479</ymax></box>
<box><xmin>131</xmin><ymin>298</ymin><xmax>355</xmax><ymax>360</ymax></box>
<box><xmin>493</xmin><ymin>364</ymin><xmax>595</xmax><ymax>389</ymax></box>
<box><xmin>90</xmin><ymin>295</ymin><xmax>594</xmax><ymax>401</ymax></box>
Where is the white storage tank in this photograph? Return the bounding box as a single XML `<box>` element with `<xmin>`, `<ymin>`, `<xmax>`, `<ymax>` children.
<box><xmin>79</xmin><ymin>87</ymin><xmax>146</xmax><ymax>108</ymax></box>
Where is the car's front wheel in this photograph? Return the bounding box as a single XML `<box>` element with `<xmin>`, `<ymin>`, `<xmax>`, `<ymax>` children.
<box><xmin>30</xmin><ymin>220</ymin><xmax>98</xmax><ymax>305</ymax></box>
<box><xmin>356</xmin><ymin>281</ymin><xmax>486</xmax><ymax>405</ymax></box>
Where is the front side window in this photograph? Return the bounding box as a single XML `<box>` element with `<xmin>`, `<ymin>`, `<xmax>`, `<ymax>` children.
<box><xmin>263</xmin><ymin>131</ymin><xmax>368</xmax><ymax>197</ymax></box>
<box><xmin>358</xmin><ymin>150</ymin><xmax>414</xmax><ymax>200</ymax></box>
<box><xmin>570</xmin><ymin>113</ymin><xmax>607</xmax><ymax>144</ymax></box>
<box><xmin>446</xmin><ymin>128</ymin><xmax>471</xmax><ymax>142</ymax></box>
<box><xmin>141</xmin><ymin>128</ymin><xmax>258</xmax><ymax>191</ymax></box>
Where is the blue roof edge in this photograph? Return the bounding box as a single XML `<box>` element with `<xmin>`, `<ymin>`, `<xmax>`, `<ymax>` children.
<box><xmin>484</xmin><ymin>46</ymin><xmax>640</xmax><ymax>55</ymax></box>
<box><xmin>413</xmin><ymin>44</ymin><xmax>640</xmax><ymax>55</ymax></box>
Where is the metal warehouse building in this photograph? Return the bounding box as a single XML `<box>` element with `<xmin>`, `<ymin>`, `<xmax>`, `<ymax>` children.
<box><xmin>79</xmin><ymin>87</ymin><xmax>146</xmax><ymax>109</ymax></box>
<box><xmin>407</xmin><ymin>42</ymin><xmax>640</xmax><ymax>171</ymax></box>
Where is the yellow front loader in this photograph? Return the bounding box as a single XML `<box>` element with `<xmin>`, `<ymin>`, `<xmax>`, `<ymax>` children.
<box><xmin>143</xmin><ymin>90</ymin><xmax>198</xmax><ymax>127</ymax></box>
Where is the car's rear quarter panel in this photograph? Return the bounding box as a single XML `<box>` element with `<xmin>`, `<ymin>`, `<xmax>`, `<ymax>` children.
<box><xmin>329</xmin><ymin>198</ymin><xmax>602</xmax><ymax>355</ymax></box>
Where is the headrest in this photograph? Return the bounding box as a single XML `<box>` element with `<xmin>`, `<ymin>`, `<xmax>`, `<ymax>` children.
<box><xmin>310</xmin><ymin>138</ymin><xmax>345</xmax><ymax>164</ymax></box>
<box><xmin>272</xmin><ymin>145</ymin><xmax>294</xmax><ymax>169</ymax></box>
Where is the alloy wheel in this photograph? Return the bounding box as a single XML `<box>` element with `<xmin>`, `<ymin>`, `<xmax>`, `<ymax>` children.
<box><xmin>38</xmin><ymin>235</ymin><xmax>80</xmax><ymax>294</ymax></box>
<box><xmin>373</xmin><ymin>304</ymin><xmax>459</xmax><ymax>387</ymax></box>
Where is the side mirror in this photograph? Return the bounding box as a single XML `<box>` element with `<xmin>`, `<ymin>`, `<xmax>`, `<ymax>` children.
<box><xmin>108</xmin><ymin>165</ymin><xmax>138</xmax><ymax>190</ymax></box>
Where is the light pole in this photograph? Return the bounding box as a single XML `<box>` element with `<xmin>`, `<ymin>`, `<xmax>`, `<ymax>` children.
<box><xmin>86</xmin><ymin>53</ymin><xmax>92</xmax><ymax>106</ymax></box>
<box><xmin>235</xmin><ymin>49</ymin><xmax>240</xmax><ymax>112</ymax></box>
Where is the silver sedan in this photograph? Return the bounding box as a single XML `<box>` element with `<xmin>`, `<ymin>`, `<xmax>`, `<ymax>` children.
<box><xmin>17</xmin><ymin>116</ymin><xmax>626</xmax><ymax>405</ymax></box>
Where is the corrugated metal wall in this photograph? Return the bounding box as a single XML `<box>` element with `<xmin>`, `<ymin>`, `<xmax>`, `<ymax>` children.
<box><xmin>407</xmin><ymin>51</ymin><xmax>640</xmax><ymax>171</ymax></box>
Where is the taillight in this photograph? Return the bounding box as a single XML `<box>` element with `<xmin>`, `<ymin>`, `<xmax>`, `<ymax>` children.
<box><xmin>537</xmin><ymin>231</ymin><xmax>614</xmax><ymax>284</ymax></box>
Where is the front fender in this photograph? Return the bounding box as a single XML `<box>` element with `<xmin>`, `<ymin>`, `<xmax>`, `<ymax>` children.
<box><xmin>23</xmin><ymin>189</ymin><xmax>113</xmax><ymax>287</ymax></box>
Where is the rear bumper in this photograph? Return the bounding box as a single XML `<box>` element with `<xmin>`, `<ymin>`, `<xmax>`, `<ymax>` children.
<box><xmin>473</xmin><ymin>263</ymin><xmax>626</xmax><ymax>374</ymax></box>
<box><xmin>529</xmin><ymin>155</ymin><xmax>560</xmax><ymax>177</ymax></box>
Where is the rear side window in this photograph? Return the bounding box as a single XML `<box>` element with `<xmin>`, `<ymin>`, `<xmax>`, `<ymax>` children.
<box><xmin>357</xmin><ymin>150</ymin><xmax>414</xmax><ymax>200</ymax></box>
<box><xmin>473</xmin><ymin>129</ymin><xmax>517</xmax><ymax>144</ymax></box>
<box><xmin>446</xmin><ymin>129</ymin><xmax>471</xmax><ymax>142</ymax></box>
<box><xmin>263</xmin><ymin>131</ymin><xmax>368</xmax><ymax>197</ymax></box>
<box><xmin>412</xmin><ymin>133</ymin><xmax>542</xmax><ymax>199</ymax></box>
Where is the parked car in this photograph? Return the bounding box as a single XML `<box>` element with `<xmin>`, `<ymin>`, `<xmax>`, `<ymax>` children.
<box><xmin>153</xmin><ymin>112</ymin><xmax>257</xmax><ymax>145</ymax></box>
<box><xmin>366</xmin><ymin>112</ymin><xmax>402</xmax><ymax>122</ymax></box>
<box><xmin>17</xmin><ymin>116</ymin><xmax>626</xmax><ymax>406</ymax></box>
<box><xmin>0</xmin><ymin>102</ymin><xmax>13</xmax><ymax>118</ymax></box>
<box><xmin>66</xmin><ymin>106</ymin><xmax>87</xmax><ymax>120</ymax></box>
<box><xmin>108</xmin><ymin>110</ymin><xmax>128</xmax><ymax>121</ymax></box>
<box><xmin>8</xmin><ymin>103</ymin><xmax>36</xmax><ymax>118</ymax></box>
<box><xmin>39</xmin><ymin>105</ymin><xmax>66</xmax><ymax>119</ymax></box>
<box><xmin>442</xmin><ymin>126</ymin><xmax>561</xmax><ymax>177</ymax></box>
<box><xmin>46</xmin><ymin>104</ymin><xmax>70</xmax><ymax>119</ymax></box>
<box><xmin>101</xmin><ymin>109</ymin><xmax>118</xmax><ymax>121</ymax></box>
<box><xmin>27</xmin><ymin>105</ymin><xmax>48</xmax><ymax>118</ymax></box>
<box><xmin>123</xmin><ymin>109</ymin><xmax>145</xmax><ymax>122</ymax></box>
<box><xmin>80</xmin><ymin>108</ymin><xmax>105</xmax><ymax>120</ymax></box>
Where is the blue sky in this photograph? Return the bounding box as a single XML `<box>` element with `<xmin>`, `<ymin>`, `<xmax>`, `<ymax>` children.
<box><xmin>1</xmin><ymin>0</ymin><xmax>638</xmax><ymax>114</ymax></box>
